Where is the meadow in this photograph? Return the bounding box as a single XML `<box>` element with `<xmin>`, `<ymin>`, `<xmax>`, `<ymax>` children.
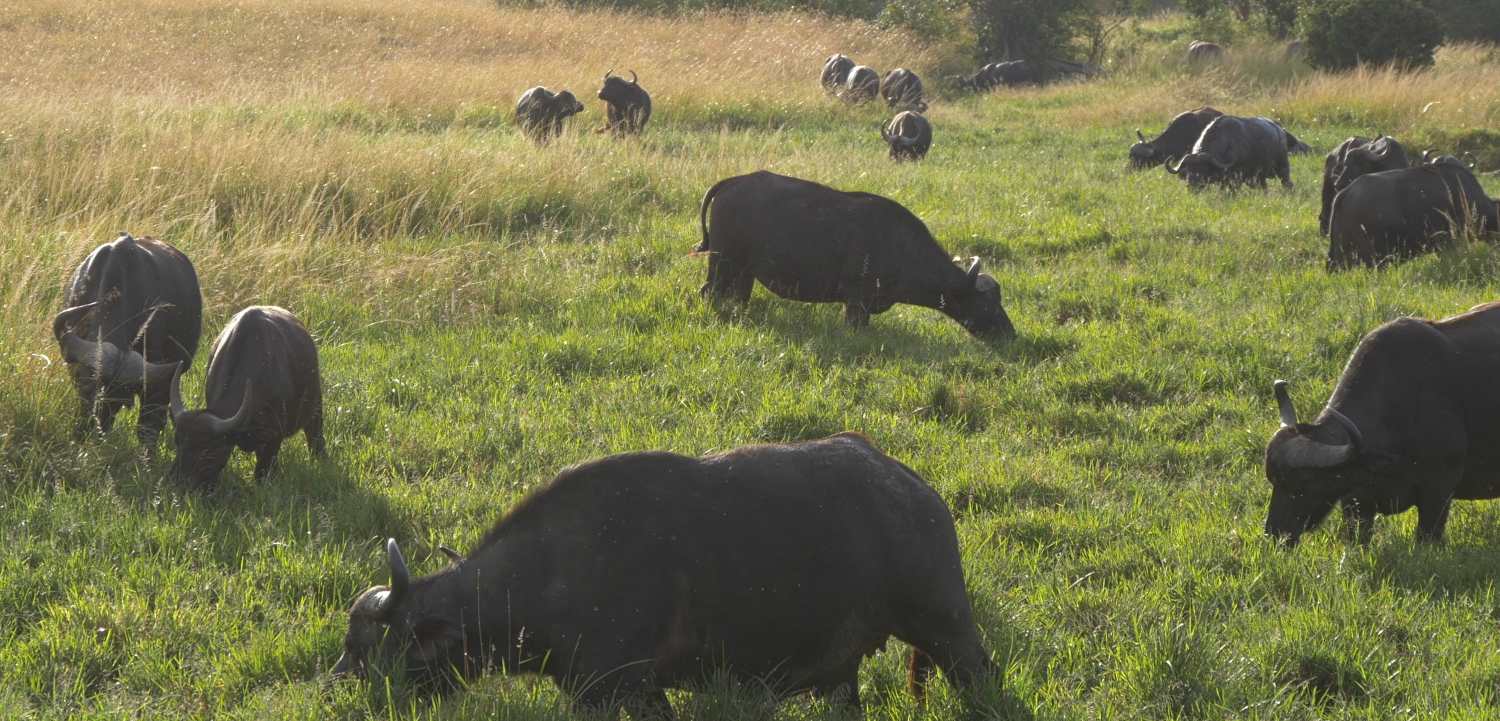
<box><xmin>5</xmin><ymin>0</ymin><xmax>1500</xmax><ymax>719</ymax></box>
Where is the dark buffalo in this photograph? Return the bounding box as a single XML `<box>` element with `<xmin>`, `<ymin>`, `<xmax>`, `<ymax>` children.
<box><xmin>1167</xmin><ymin>116</ymin><xmax>1293</xmax><ymax>189</ymax></box>
<box><xmin>821</xmin><ymin>53</ymin><xmax>855</xmax><ymax>94</ymax></box>
<box><xmin>1319</xmin><ymin>136</ymin><xmax>1410</xmax><ymax>236</ymax></box>
<box><xmin>843</xmin><ymin>65</ymin><xmax>880</xmax><ymax>103</ymax></box>
<box><xmin>168</xmin><ymin>305</ymin><xmax>324</xmax><ymax>486</ymax></box>
<box><xmin>1187</xmin><ymin>40</ymin><xmax>1225</xmax><ymax>64</ymax></box>
<box><xmin>695</xmin><ymin>171</ymin><xmax>1014</xmax><ymax>337</ymax></box>
<box><xmin>514</xmin><ymin>86</ymin><xmax>585</xmax><ymax>143</ymax></box>
<box><xmin>880</xmin><ymin>68</ymin><xmax>927</xmax><ymax>111</ymax></box>
<box><xmin>51</xmin><ymin>232</ymin><xmax>202</xmax><ymax>447</ymax></box>
<box><xmin>1327</xmin><ymin>159</ymin><xmax>1498</xmax><ymax>270</ymax></box>
<box><xmin>1265</xmin><ymin>302</ymin><xmax>1500</xmax><ymax>545</ymax></box>
<box><xmin>330</xmin><ymin>433</ymin><xmax>997</xmax><ymax>717</ymax></box>
<box><xmin>955</xmin><ymin>59</ymin><xmax>1095</xmax><ymax>92</ymax></box>
<box><xmin>883</xmin><ymin>111</ymin><xmax>932</xmax><ymax>161</ymax></box>
<box><xmin>597</xmin><ymin>69</ymin><xmax>651</xmax><ymax>135</ymax></box>
<box><xmin>1128</xmin><ymin>106</ymin><xmax>1224</xmax><ymax>169</ymax></box>
<box><xmin>956</xmin><ymin>60</ymin><xmax>1038</xmax><ymax>91</ymax></box>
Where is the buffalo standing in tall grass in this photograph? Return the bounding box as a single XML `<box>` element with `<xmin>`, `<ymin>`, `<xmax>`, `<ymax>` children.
<box><xmin>1128</xmin><ymin>106</ymin><xmax>1223</xmax><ymax>169</ymax></box>
<box><xmin>821</xmin><ymin>53</ymin><xmax>855</xmax><ymax>94</ymax></box>
<box><xmin>1320</xmin><ymin>136</ymin><xmax>1410</xmax><ymax>236</ymax></box>
<box><xmin>52</xmin><ymin>232</ymin><xmax>201</xmax><ymax>447</ymax></box>
<box><xmin>1266</xmin><ymin>303</ymin><xmax>1500</xmax><ymax>545</ymax></box>
<box><xmin>168</xmin><ymin>305</ymin><xmax>324</xmax><ymax>486</ymax></box>
<box><xmin>843</xmin><ymin>65</ymin><xmax>880</xmax><ymax>104</ymax></box>
<box><xmin>695</xmin><ymin>171</ymin><xmax>1015</xmax><ymax>337</ymax></box>
<box><xmin>1326</xmin><ymin>158</ymin><xmax>1498</xmax><ymax>270</ymax></box>
<box><xmin>880</xmin><ymin>68</ymin><xmax>927</xmax><ymax>111</ymax></box>
<box><xmin>514</xmin><ymin>86</ymin><xmax>585</xmax><ymax>143</ymax></box>
<box><xmin>1187</xmin><ymin>40</ymin><xmax>1225</xmax><ymax>64</ymax></box>
<box><xmin>883</xmin><ymin>111</ymin><xmax>931</xmax><ymax>161</ymax></box>
<box><xmin>597</xmin><ymin>70</ymin><xmax>651</xmax><ymax>135</ymax></box>
<box><xmin>1167</xmin><ymin>116</ymin><xmax>1294</xmax><ymax>189</ymax></box>
<box><xmin>331</xmin><ymin>433</ymin><xmax>997</xmax><ymax>717</ymax></box>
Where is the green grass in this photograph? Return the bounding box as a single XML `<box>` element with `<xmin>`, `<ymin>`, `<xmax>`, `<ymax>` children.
<box><xmin>6</xmin><ymin>2</ymin><xmax>1500</xmax><ymax>720</ymax></box>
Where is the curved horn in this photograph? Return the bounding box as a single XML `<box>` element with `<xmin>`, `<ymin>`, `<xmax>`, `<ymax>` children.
<box><xmin>205</xmin><ymin>381</ymin><xmax>255</xmax><ymax>436</ymax></box>
<box><xmin>1346</xmin><ymin>145</ymin><xmax>1376</xmax><ymax>165</ymax></box>
<box><xmin>439</xmin><ymin>546</ymin><xmax>464</xmax><ymax>565</ymax></box>
<box><xmin>966</xmin><ymin>256</ymin><xmax>982</xmax><ymax>280</ymax></box>
<box><xmin>1323</xmin><ymin>406</ymin><xmax>1365</xmax><ymax>450</ymax></box>
<box><xmin>1463</xmin><ymin>151</ymin><xmax>1478</xmax><ymax>169</ymax></box>
<box><xmin>1166</xmin><ymin>155</ymin><xmax>1185</xmax><ymax>175</ymax></box>
<box><xmin>52</xmin><ymin>302</ymin><xmax>99</xmax><ymax>341</ymax></box>
<box><xmin>112</xmin><ymin>349</ymin><xmax>178</xmax><ymax>389</ymax></box>
<box><xmin>1276</xmin><ymin>434</ymin><xmax>1357</xmax><ymax>469</ymax></box>
<box><xmin>629</xmin><ymin>70</ymin><xmax>638</xmax><ymax>85</ymax></box>
<box><xmin>1136</xmin><ymin>129</ymin><xmax>1146</xmax><ymax>142</ymax></box>
<box><xmin>169</xmin><ymin>363</ymin><xmax>187</xmax><ymax>423</ymax></box>
<box><xmin>603</xmin><ymin>68</ymin><xmax>614</xmax><ymax>83</ymax></box>
<box><xmin>1422</xmin><ymin>149</ymin><xmax>1435</xmax><ymax>164</ymax></box>
<box><xmin>1273</xmin><ymin>379</ymin><xmax>1298</xmax><ymax>427</ymax></box>
<box><xmin>387</xmin><ymin>538</ymin><xmax>410</xmax><ymax>600</ymax></box>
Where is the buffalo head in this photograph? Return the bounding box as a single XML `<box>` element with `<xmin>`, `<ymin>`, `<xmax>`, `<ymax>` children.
<box><xmin>1128</xmin><ymin>130</ymin><xmax>1159</xmax><ymax>168</ymax></box>
<box><xmin>1262</xmin><ymin>380</ymin><xmax>1364</xmax><ymax>547</ymax></box>
<box><xmin>552</xmin><ymin>89</ymin><xmax>584</xmax><ymax>117</ymax></box>
<box><xmin>598</xmin><ymin>69</ymin><xmax>641</xmax><ymax>104</ymax></box>
<box><xmin>331</xmin><ymin>539</ymin><xmax>469</xmax><ymax>691</ymax></box>
<box><xmin>53</xmin><ymin>300</ymin><xmax>177</xmax><ymax>430</ymax></box>
<box><xmin>1166</xmin><ymin>151</ymin><xmax>1227</xmax><ymax>189</ymax></box>
<box><xmin>167</xmin><ymin>366</ymin><xmax>255</xmax><ymax>485</ymax></box>
<box><xmin>946</xmin><ymin>257</ymin><xmax>1015</xmax><ymax>339</ymax></box>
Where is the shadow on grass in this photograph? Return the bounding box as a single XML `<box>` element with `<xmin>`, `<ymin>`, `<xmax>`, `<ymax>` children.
<box><xmin>1368</xmin><ymin>539</ymin><xmax>1500</xmax><ymax>598</ymax></box>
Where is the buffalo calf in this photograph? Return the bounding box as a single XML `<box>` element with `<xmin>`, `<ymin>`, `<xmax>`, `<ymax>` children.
<box><xmin>515</xmin><ymin>86</ymin><xmax>585</xmax><ymax>143</ymax></box>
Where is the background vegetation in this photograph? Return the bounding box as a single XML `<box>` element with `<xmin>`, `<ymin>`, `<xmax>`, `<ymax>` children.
<box><xmin>4</xmin><ymin>0</ymin><xmax>1500</xmax><ymax>719</ymax></box>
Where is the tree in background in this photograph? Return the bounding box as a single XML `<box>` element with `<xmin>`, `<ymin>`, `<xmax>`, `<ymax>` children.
<box><xmin>1182</xmin><ymin>0</ymin><xmax>1300</xmax><ymax>37</ymax></box>
<box><xmin>1301</xmin><ymin>0</ymin><xmax>1444</xmax><ymax>70</ymax></box>
<box><xmin>967</xmin><ymin>0</ymin><xmax>1098</xmax><ymax>61</ymax></box>
<box><xmin>1426</xmin><ymin>0</ymin><xmax>1500</xmax><ymax>43</ymax></box>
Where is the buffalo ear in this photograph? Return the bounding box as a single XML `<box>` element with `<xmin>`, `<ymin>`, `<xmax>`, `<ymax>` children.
<box><xmin>410</xmin><ymin>616</ymin><xmax>463</xmax><ymax>663</ymax></box>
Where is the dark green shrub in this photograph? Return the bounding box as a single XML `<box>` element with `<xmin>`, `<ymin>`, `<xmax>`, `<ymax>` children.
<box><xmin>1300</xmin><ymin>0</ymin><xmax>1444</xmax><ymax>70</ymax></box>
<box><xmin>967</xmin><ymin>0</ymin><xmax>1097</xmax><ymax>61</ymax></box>
<box><xmin>1427</xmin><ymin>0</ymin><xmax>1500</xmax><ymax>42</ymax></box>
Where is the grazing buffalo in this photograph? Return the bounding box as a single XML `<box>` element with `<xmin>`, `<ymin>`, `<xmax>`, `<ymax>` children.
<box><xmin>597</xmin><ymin>70</ymin><xmax>651</xmax><ymax>135</ymax></box>
<box><xmin>168</xmin><ymin>306</ymin><xmax>324</xmax><ymax>486</ymax></box>
<box><xmin>1167</xmin><ymin>116</ymin><xmax>1293</xmax><ymax>189</ymax></box>
<box><xmin>955</xmin><ymin>59</ymin><xmax>1096</xmax><ymax>91</ymax></box>
<box><xmin>843</xmin><ymin>65</ymin><xmax>880</xmax><ymax>103</ymax></box>
<box><xmin>514</xmin><ymin>86</ymin><xmax>585</xmax><ymax>143</ymax></box>
<box><xmin>52</xmin><ymin>233</ymin><xmax>202</xmax><ymax>446</ymax></box>
<box><xmin>883</xmin><ymin>111</ymin><xmax>932</xmax><ymax>161</ymax></box>
<box><xmin>880</xmin><ymin>68</ymin><xmax>927</xmax><ymax>111</ymax></box>
<box><xmin>1187</xmin><ymin>40</ymin><xmax>1225</xmax><ymax>64</ymax></box>
<box><xmin>1319</xmin><ymin>136</ymin><xmax>1410</xmax><ymax>235</ymax></box>
<box><xmin>1265</xmin><ymin>302</ymin><xmax>1500</xmax><ymax>545</ymax></box>
<box><xmin>1129</xmin><ymin>106</ymin><xmax>1223</xmax><ymax>169</ymax></box>
<box><xmin>821</xmin><ymin>54</ymin><xmax>855</xmax><ymax>94</ymax></box>
<box><xmin>330</xmin><ymin>433</ymin><xmax>997</xmax><ymax>717</ymax></box>
<box><xmin>1327</xmin><ymin>160</ymin><xmax>1498</xmax><ymax>270</ymax></box>
<box><xmin>695</xmin><ymin>171</ymin><xmax>1014</xmax><ymax>337</ymax></box>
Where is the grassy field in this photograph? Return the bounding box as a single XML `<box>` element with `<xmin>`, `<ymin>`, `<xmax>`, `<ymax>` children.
<box><xmin>6</xmin><ymin>1</ymin><xmax>1500</xmax><ymax>719</ymax></box>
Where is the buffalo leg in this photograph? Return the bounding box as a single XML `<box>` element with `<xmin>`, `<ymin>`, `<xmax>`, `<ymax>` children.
<box><xmin>1277</xmin><ymin>158</ymin><xmax>1293</xmax><ymax>189</ymax></box>
<box><xmin>812</xmin><ymin>664</ymin><xmax>862</xmax><ymax>712</ymax></box>
<box><xmin>253</xmin><ymin>441</ymin><xmax>282</xmax><ymax>481</ymax></box>
<box><xmin>621</xmin><ymin>686</ymin><xmax>675</xmax><ymax>721</ymax></box>
<box><xmin>701</xmin><ymin>255</ymin><xmax>750</xmax><ymax>306</ymax></box>
<box><xmin>74</xmin><ymin>398</ymin><xmax>96</xmax><ymax>440</ymax></box>
<box><xmin>1339</xmin><ymin>500</ymin><xmax>1376</xmax><ymax>545</ymax></box>
<box><xmin>1416</xmin><ymin>492</ymin><xmax>1455</xmax><ymax>543</ymax></box>
<box><xmin>305</xmin><ymin>398</ymin><xmax>327</xmax><ymax>458</ymax></box>
<box><xmin>844</xmin><ymin>302</ymin><xmax>870</xmax><ymax>327</ymax></box>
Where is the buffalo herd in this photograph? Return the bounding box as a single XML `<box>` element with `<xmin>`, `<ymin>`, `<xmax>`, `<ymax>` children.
<box><xmin>39</xmin><ymin>46</ymin><xmax>1500</xmax><ymax>721</ymax></box>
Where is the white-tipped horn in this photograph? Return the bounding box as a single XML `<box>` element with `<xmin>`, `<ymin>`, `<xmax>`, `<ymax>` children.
<box><xmin>1273</xmin><ymin>380</ymin><xmax>1298</xmax><ymax>427</ymax></box>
